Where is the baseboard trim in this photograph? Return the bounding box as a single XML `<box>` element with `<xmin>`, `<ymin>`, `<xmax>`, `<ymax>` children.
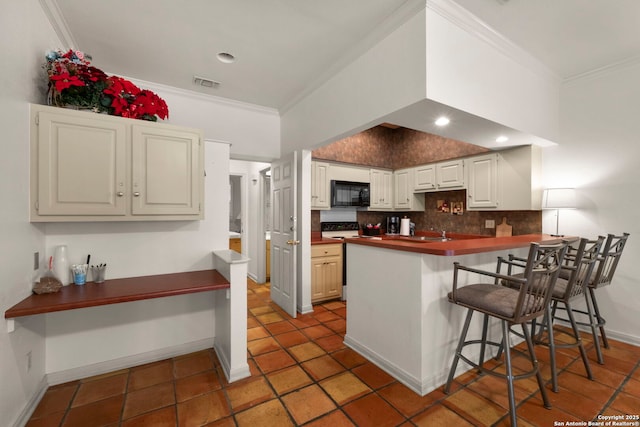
<box><xmin>11</xmin><ymin>375</ymin><xmax>48</xmax><ymax>427</ymax></box>
<box><xmin>46</xmin><ymin>338</ymin><xmax>215</xmax><ymax>386</ymax></box>
<box><xmin>213</xmin><ymin>343</ymin><xmax>250</xmax><ymax>383</ymax></box>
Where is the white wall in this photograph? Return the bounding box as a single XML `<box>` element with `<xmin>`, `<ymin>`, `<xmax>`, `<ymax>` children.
<box><xmin>229</xmin><ymin>159</ymin><xmax>270</xmax><ymax>281</ymax></box>
<box><xmin>542</xmin><ymin>63</ymin><xmax>640</xmax><ymax>344</ymax></box>
<box><xmin>0</xmin><ymin>2</ymin><xmax>63</xmax><ymax>426</ymax></box>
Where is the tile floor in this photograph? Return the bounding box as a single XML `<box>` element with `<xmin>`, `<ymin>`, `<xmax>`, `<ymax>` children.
<box><xmin>27</xmin><ymin>280</ymin><xmax>640</xmax><ymax>426</ymax></box>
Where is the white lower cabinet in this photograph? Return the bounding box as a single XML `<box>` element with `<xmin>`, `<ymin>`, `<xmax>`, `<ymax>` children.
<box><xmin>30</xmin><ymin>104</ymin><xmax>204</xmax><ymax>221</ymax></box>
<box><xmin>311</xmin><ymin>244</ymin><xmax>343</xmax><ymax>303</ymax></box>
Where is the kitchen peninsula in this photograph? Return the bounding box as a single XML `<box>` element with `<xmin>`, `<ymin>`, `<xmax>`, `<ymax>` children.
<box><xmin>343</xmin><ymin>233</ymin><xmax>567</xmax><ymax>396</ymax></box>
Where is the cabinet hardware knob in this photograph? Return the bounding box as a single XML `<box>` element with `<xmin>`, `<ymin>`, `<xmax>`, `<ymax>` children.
<box><xmin>117</xmin><ymin>192</ymin><xmax>124</xmax><ymax>197</ymax></box>
<box><xmin>133</xmin><ymin>192</ymin><xmax>140</xmax><ymax>197</ymax></box>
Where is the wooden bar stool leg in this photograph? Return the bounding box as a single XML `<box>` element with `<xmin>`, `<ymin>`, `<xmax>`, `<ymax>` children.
<box><xmin>444</xmin><ymin>308</ymin><xmax>474</xmax><ymax>394</ymax></box>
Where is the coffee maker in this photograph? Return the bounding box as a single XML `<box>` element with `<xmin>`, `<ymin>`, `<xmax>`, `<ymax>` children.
<box><xmin>386</xmin><ymin>216</ymin><xmax>400</xmax><ymax>235</ymax></box>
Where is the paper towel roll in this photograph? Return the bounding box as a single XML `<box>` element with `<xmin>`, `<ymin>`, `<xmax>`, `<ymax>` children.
<box><xmin>400</xmin><ymin>217</ymin><xmax>411</xmax><ymax>236</ymax></box>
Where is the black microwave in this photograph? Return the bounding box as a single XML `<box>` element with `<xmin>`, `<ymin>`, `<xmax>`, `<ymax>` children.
<box><xmin>331</xmin><ymin>180</ymin><xmax>370</xmax><ymax>207</ymax></box>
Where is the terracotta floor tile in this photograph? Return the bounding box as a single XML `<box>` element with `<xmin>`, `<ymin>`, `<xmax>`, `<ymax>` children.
<box><xmin>247</xmin><ymin>336</ymin><xmax>282</xmax><ymax>356</ymax></box>
<box><xmin>303</xmin><ymin>410</ymin><xmax>355</xmax><ymax>427</ymax></box>
<box><xmin>173</xmin><ymin>351</ymin><xmax>214</xmax><ymax>378</ymax></box>
<box><xmin>247</xmin><ymin>326</ymin><xmax>270</xmax><ymax>341</ymax></box>
<box><xmin>302</xmin><ymin>355</ymin><xmax>346</xmax><ymax>381</ymax></box>
<box><xmin>175</xmin><ymin>370</ymin><xmax>222</xmax><ymax>402</ymax></box>
<box><xmin>378</xmin><ymin>382</ymin><xmax>439</xmax><ymax>417</ymax></box>
<box><xmin>516</xmin><ymin>396</ymin><xmax>581</xmax><ymax>426</ymax></box>
<box><xmin>342</xmin><ymin>393</ymin><xmax>405</xmax><ymax>427</ymax></box>
<box><xmin>274</xmin><ymin>330</ymin><xmax>309</xmax><ymax>347</ymax></box>
<box><xmin>331</xmin><ymin>348</ymin><xmax>368</xmax><ymax>369</ymax></box>
<box><xmin>249</xmin><ymin>306</ymin><xmax>275</xmax><ymax>316</ymax></box>
<box><xmin>544</xmin><ymin>385</ymin><xmax>604</xmax><ymax>420</ymax></box>
<box><xmin>567</xmin><ymin>359</ymin><xmax>627</xmax><ymax>389</ymax></box>
<box><xmin>82</xmin><ymin>369</ymin><xmax>129</xmax><ymax>383</ymax></box>
<box><xmin>282</xmin><ymin>384</ymin><xmax>336</xmax><ymax>424</ymax></box>
<box><xmin>332</xmin><ymin>307</ymin><xmax>347</xmax><ymax>318</ymax></box>
<box><xmin>25</xmin><ymin>411</ymin><xmax>65</xmax><ymax>427</ymax></box>
<box><xmin>322</xmin><ymin>301</ymin><xmax>345</xmax><ymax>310</ymax></box>
<box><xmin>622</xmin><ymin>377</ymin><xmax>640</xmax><ymax>397</ymax></box>
<box><xmin>301</xmin><ymin>324</ymin><xmax>334</xmax><ymax>340</ymax></box>
<box><xmin>465</xmin><ymin>373</ymin><xmax>533</xmax><ymax>411</ymax></box>
<box><xmin>121</xmin><ymin>406</ymin><xmax>176</xmax><ymax>427</ymax></box>
<box><xmin>61</xmin><ymin>395</ymin><xmax>124</xmax><ymax>427</ymax></box>
<box><xmin>226</xmin><ymin>376</ymin><xmax>275</xmax><ymax>411</ymax></box>
<box><xmin>246</xmin><ymin>316</ymin><xmax>259</xmax><ymax>328</ymax></box>
<box><xmin>554</xmin><ymin>370</ymin><xmax>616</xmax><ymax>405</ymax></box>
<box><xmin>72</xmin><ymin>372</ymin><xmax>127</xmax><ymax>407</ymax></box>
<box><xmin>442</xmin><ymin>388</ymin><xmax>507</xmax><ymax>426</ymax></box>
<box><xmin>313</xmin><ymin>311</ymin><xmax>341</xmax><ymax>323</ymax></box>
<box><xmin>290</xmin><ymin>314</ymin><xmax>320</xmax><ymax>329</ymax></box>
<box><xmin>127</xmin><ymin>359</ymin><xmax>174</xmax><ymax>392</ymax></box>
<box><xmin>412</xmin><ymin>404</ymin><xmax>475</xmax><ymax>427</ymax></box>
<box><xmin>122</xmin><ymin>381</ymin><xmax>175</xmax><ymax>420</ymax></box>
<box><xmin>31</xmin><ymin>383</ymin><xmax>78</xmax><ymax>418</ymax></box>
<box><xmin>256</xmin><ymin>312</ymin><xmax>285</xmax><ymax>324</ymax></box>
<box><xmin>253</xmin><ymin>349</ymin><xmax>296</xmax><ymax>373</ymax></box>
<box><xmin>266</xmin><ymin>365</ymin><xmax>313</xmax><ymax>395</ymax></box>
<box><xmin>315</xmin><ymin>334</ymin><xmax>346</xmax><ymax>353</ymax></box>
<box><xmin>288</xmin><ymin>342</ymin><xmax>326</xmax><ymax>362</ymax></box>
<box><xmin>202</xmin><ymin>416</ymin><xmax>236</xmax><ymax>427</ymax></box>
<box><xmin>352</xmin><ymin>362</ymin><xmax>395</xmax><ymax>390</ymax></box>
<box><xmin>632</xmin><ymin>367</ymin><xmax>640</xmax><ymax>382</ymax></box>
<box><xmin>324</xmin><ymin>318</ymin><xmax>347</xmax><ymax>334</ymax></box>
<box><xmin>234</xmin><ymin>399</ymin><xmax>294</xmax><ymax>427</ymax></box>
<box><xmin>176</xmin><ymin>390</ymin><xmax>230</xmax><ymax>427</ymax></box>
<box><xmin>264</xmin><ymin>320</ymin><xmax>297</xmax><ymax>335</ymax></box>
<box><xmin>320</xmin><ymin>372</ymin><xmax>372</xmax><ymax>405</ymax></box>
<box><xmin>596</xmin><ymin>352</ymin><xmax>639</xmax><ymax>375</ymax></box>
<box><xmin>610</xmin><ymin>391</ymin><xmax>640</xmax><ymax>414</ymax></box>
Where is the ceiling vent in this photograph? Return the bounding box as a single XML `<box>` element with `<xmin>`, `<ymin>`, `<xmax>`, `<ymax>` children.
<box><xmin>193</xmin><ymin>76</ymin><xmax>220</xmax><ymax>89</ymax></box>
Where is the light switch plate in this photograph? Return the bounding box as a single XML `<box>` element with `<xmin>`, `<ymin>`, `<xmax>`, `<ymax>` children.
<box><xmin>485</xmin><ymin>219</ymin><xmax>495</xmax><ymax>229</ymax></box>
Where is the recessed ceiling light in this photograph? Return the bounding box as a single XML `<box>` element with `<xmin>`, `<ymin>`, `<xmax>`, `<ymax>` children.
<box><xmin>217</xmin><ymin>52</ymin><xmax>235</xmax><ymax>64</ymax></box>
<box><xmin>496</xmin><ymin>136</ymin><xmax>509</xmax><ymax>143</ymax></box>
<box><xmin>435</xmin><ymin>116</ymin><xmax>450</xmax><ymax>126</ymax></box>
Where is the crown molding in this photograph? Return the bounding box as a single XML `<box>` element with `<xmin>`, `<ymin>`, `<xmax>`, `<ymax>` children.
<box><xmin>563</xmin><ymin>54</ymin><xmax>640</xmax><ymax>86</ymax></box>
<box><xmin>426</xmin><ymin>0</ymin><xmax>559</xmax><ymax>83</ymax></box>
<box><xmin>39</xmin><ymin>0</ymin><xmax>77</xmax><ymax>48</ymax></box>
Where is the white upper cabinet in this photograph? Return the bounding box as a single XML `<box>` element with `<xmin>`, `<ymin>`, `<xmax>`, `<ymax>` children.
<box><xmin>311</xmin><ymin>161</ymin><xmax>330</xmax><ymax>210</ymax></box>
<box><xmin>369</xmin><ymin>168</ymin><xmax>393</xmax><ymax>210</ymax></box>
<box><xmin>436</xmin><ymin>159</ymin><xmax>464</xmax><ymax>189</ymax></box>
<box><xmin>466</xmin><ymin>153</ymin><xmax>499</xmax><ymax>209</ymax></box>
<box><xmin>394</xmin><ymin>168</ymin><xmax>425</xmax><ymax>211</ymax></box>
<box><xmin>413</xmin><ymin>164</ymin><xmax>436</xmax><ymax>191</ymax></box>
<box><xmin>30</xmin><ymin>104</ymin><xmax>204</xmax><ymax>222</ymax></box>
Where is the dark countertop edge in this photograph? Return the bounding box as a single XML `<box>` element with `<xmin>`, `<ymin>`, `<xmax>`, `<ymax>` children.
<box><xmin>344</xmin><ymin>234</ymin><xmax>574</xmax><ymax>256</ymax></box>
<box><xmin>5</xmin><ymin>269</ymin><xmax>230</xmax><ymax>319</ymax></box>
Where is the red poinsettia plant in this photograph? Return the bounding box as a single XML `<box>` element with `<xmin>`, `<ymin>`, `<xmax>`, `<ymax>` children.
<box><xmin>45</xmin><ymin>49</ymin><xmax>169</xmax><ymax>121</ymax></box>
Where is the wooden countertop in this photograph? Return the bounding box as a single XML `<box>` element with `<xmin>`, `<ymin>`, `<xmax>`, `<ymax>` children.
<box><xmin>345</xmin><ymin>233</ymin><xmax>573</xmax><ymax>256</ymax></box>
<box><xmin>5</xmin><ymin>269</ymin><xmax>230</xmax><ymax>319</ymax></box>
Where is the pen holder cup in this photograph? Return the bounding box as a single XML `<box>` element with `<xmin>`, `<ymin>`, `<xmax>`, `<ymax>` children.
<box><xmin>92</xmin><ymin>266</ymin><xmax>107</xmax><ymax>284</ymax></box>
<box><xmin>72</xmin><ymin>264</ymin><xmax>88</xmax><ymax>285</ymax></box>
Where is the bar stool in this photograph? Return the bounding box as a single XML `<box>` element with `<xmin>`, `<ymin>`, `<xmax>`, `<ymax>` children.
<box><xmin>566</xmin><ymin>232</ymin><xmax>630</xmax><ymax>364</ymax></box>
<box><xmin>505</xmin><ymin>237</ymin><xmax>605</xmax><ymax>392</ymax></box>
<box><xmin>444</xmin><ymin>242</ymin><xmax>567</xmax><ymax>427</ymax></box>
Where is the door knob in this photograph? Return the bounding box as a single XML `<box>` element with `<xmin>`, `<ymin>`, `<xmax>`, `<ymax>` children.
<box><xmin>117</xmin><ymin>192</ymin><xmax>124</xmax><ymax>197</ymax></box>
<box><xmin>286</xmin><ymin>240</ymin><xmax>300</xmax><ymax>245</ymax></box>
<box><xmin>133</xmin><ymin>192</ymin><xmax>140</xmax><ymax>197</ymax></box>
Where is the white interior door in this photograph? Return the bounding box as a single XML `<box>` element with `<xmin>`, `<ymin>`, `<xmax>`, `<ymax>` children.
<box><xmin>270</xmin><ymin>152</ymin><xmax>298</xmax><ymax>318</ymax></box>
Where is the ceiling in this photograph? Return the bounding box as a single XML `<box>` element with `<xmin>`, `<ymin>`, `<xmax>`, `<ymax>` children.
<box><xmin>51</xmin><ymin>0</ymin><xmax>640</xmax><ymax>147</ymax></box>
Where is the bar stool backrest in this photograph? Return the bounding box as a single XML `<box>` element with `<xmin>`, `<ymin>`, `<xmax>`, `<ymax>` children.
<box><xmin>514</xmin><ymin>243</ymin><xmax>568</xmax><ymax>323</ymax></box>
<box><xmin>591</xmin><ymin>233</ymin><xmax>630</xmax><ymax>289</ymax></box>
<box><xmin>563</xmin><ymin>236</ymin><xmax>605</xmax><ymax>299</ymax></box>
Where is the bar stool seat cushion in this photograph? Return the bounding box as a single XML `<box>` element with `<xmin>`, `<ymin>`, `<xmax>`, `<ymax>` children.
<box><xmin>448</xmin><ymin>284</ymin><xmax>544</xmax><ymax>320</ymax></box>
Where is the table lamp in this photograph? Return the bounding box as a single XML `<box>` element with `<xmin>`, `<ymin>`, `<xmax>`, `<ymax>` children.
<box><xmin>542</xmin><ymin>188</ymin><xmax>576</xmax><ymax>236</ymax></box>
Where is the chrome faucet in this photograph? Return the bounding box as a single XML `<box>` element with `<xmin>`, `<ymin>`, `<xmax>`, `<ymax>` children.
<box><xmin>441</xmin><ymin>230</ymin><xmax>447</xmax><ymax>239</ymax></box>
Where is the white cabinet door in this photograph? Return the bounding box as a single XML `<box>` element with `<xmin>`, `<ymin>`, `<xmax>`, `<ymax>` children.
<box><xmin>370</xmin><ymin>169</ymin><xmax>393</xmax><ymax>210</ymax></box>
<box><xmin>436</xmin><ymin>159</ymin><xmax>464</xmax><ymax>189</ymax></box>
<box><xmin>414</xmin><ymin>164</ymin><xmax>436</xmax><ymax>192</ymax></box>
<box><xmin>131</xmin><ymin>125</ymin><xmax>201</xmax><ymax>215</ymax></box>
<box><xmin>394</xmin><ymin>169</ymin><xmax>412</xmax><ymax>210</ymax></box>
<box><xmin>311</xmin><ymin>161</ymin><xmax>330</xmax><ymax>209</ymax></box>
<box><xmin>466</xmin><ymin>153</ymin><xmax>499</xmax><ymax>209</ymax></box>
<box><xmin>36</xmin><ymin>110</ymin><xmax>127</xmax><ymax>216</ymax></box>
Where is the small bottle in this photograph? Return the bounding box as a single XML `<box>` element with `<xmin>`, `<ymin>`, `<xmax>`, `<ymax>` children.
<box><xmin>52</xmin><ymin>245</ymin><xmax>70</xmax><ymax>285</ymax></box>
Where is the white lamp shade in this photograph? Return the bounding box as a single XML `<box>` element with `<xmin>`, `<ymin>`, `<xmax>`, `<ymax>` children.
<box><xmin>542</xmin><ymin>188</ymin><xmax>576</xmax><ymax>209</ymax></box>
